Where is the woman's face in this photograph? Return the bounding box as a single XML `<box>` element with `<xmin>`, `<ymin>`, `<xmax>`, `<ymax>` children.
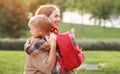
<box><xmin>49</xmin><ymin>9</ymin><xmax>60</xmax><ymax>30</ymax></box>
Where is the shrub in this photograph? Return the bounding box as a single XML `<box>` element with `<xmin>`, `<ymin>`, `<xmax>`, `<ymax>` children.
<box><xmin>0</xmin><ymin>39</ymin><xmax>26</xmax><ymax>50</ymax></box>
<box><xmin>79</xmin><ymin>39</ymin><xmax>120</xmax><ymax>51</ymax></box>
<box><xmin>0</xmin><ymin>39</ymin><xmax>120</xmax><ymax>51</ymax></box>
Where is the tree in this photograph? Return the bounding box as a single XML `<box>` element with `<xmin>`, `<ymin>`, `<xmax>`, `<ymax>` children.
<box><xmin>87</xmin><ymin>0</ymin><xmax>115</xmax><ymax>38</ymax></box>
<box><xmin>0</xmin><ymin>0</ymin><xmax>28</xmax><ymax>38</ymax></box>
<box><xmin>28</xmin><ymin>0</ymin><xmax>53</xmax><ymax>15</ymax></box>
<box><xmin>114</xmin><ymin>0</ymin><xmax>120</xmax><ymax>15</ymax></box>
<box><xmin>52</xmin><ymin>0</ymin><xmax>68</xmax><ymax>19</ymax></box>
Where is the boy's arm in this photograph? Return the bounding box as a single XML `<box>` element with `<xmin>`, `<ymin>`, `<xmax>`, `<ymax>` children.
<box><xmin>24</xmin><ymin>37</ymin><xmax>49</xmax><ymax>56</ymax></box>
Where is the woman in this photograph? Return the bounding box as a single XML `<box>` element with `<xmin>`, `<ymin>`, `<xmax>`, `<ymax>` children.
<box><xmin>35</xmin><ymin>5</ymin><xmax>60</xmax><ymax>33</ymax></box>
<box><xmin>35</xmin><ymin>5</ymin><xmax>76</xmax><ymax>74</ymax></box>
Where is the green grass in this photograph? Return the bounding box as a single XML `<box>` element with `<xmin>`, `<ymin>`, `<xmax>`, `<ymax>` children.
<box><xmin>76</xmin><ymin>51</ymin><xmax>120</xmax><ymax>74</ymax></box>
<box><xmin>0</xmin><ymin>50</ymin><xmax>120</xmax><ymax>74</ymax></box>
<box><xmin>58</xmin><ymin>23</ymin><xmax>120</xmax><ymax>39</ymax></box>
<box><xmin>0</xmin><ymin>50</ymin><xmax>26</xmax><ymax>74</ymax></box>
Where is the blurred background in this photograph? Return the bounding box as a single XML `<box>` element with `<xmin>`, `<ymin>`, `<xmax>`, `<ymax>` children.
<box><xmin>0</xmin><ymin>0</ymin><xmax>120</xmax><ymax>74</ymax></box>
<box><xmin>0</xmin><ymin>0</ymin><xmax>120</xmax><ymax>39</ymax></box>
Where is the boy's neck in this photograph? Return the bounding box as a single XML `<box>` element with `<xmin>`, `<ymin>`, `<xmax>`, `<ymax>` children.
<box><xmin>33</xmin><ymin>36</ymin><xmax>43</xmax><ymax>39</ymax></box>
<box><xmin>45</xmin><ymin>31</ymin><xmax>50</xmax><ymax>36</ymax></box>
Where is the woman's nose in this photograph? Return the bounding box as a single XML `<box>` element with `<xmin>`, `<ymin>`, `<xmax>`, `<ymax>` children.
<box><xmin>57</xmin><ymin>17</ymin><xmax>61</xmax><ymax>22</ymax></box>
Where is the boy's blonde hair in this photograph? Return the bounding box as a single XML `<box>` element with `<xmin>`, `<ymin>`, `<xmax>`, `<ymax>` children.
<box><xmin>28</xmin><ymin>15</ymin><xmax>52</xmax><ymax>32</ymax></box>
<box><xmin>35</xmin><ymin>4</ymin><xmax>59</xmax><ymax>17</ymax></box>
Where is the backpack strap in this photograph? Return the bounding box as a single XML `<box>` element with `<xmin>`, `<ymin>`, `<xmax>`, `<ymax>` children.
<box><xmin>56</xmin><ymin>56</ymin><xmax>67</xmax><ymax>74</ymax></box>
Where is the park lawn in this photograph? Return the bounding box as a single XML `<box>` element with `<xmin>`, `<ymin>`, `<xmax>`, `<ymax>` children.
<box><xmin>0</xmin><ymin>50</ymin><xmax>120</xmax><ymax>74</ymax></box>
<box><xmin>76</xmin><ymin>51</ymin><xmax>120</xmax><ymax>74</ymax></box>
<box><xmin>0</xmin><ymin>50</ymin><xmax>26</xmax><ymax>74</ymax></box>
<box><xmin>59</xmin><ymin>23</ymin><xmax>120</xmax><ymax>39</ymax></box>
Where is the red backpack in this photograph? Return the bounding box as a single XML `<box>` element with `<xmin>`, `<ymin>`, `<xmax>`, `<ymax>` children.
<box><xmin>56</xmin><ymin>32</ymin><xmax>84</xmax><ymax>70</ymax></box>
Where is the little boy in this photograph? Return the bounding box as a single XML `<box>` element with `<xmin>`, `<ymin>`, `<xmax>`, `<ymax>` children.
<box><xmin>24</xmin><ymin>15</ymin><xmax>56</xmax><ymax>74</ymax></box>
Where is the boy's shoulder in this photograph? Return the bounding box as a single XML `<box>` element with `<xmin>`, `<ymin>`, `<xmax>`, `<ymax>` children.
<box><xmin>24</xmin><ymin>36</ymin><xmax>48</xmax><ymax>55</ymax></box>
<box><xmin>26</xmin><ymin>37</ymin><xmax>43</xmax><ymax>44</ymax></box>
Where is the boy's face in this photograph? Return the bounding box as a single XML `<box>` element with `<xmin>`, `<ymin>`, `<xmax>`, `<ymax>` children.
<box><xmin>29</xmin><ymin>25</ymin><xmax>45</xmax><ymax>37</ymax></box>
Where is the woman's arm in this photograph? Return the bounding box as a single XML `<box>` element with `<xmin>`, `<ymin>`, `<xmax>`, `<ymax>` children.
<box><xmin>47</xmin><ymin>33</ymin><xmax>57</xmax><ymax>70</ymax></box>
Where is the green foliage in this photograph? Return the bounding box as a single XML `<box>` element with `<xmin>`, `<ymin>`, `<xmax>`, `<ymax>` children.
<box><xmin>0</xmin><ymin>38</ymin><xmax>120</xmax><ymax>51</ymax></box>
<box><xmin>0</xmin><ymin>0</ymin><xmax>28</xmax><ymax>38</ymax></box>
<box><xmin>114</xmin><ymin>0</ymin><xmax>120</xmax><ymax>14</ymax></box>
<box><xmin>52</xmin><ymin>0</ymin><xmax>68</xmax><ymax>18</ymax></box>
<box><xmin>78</xmin><ymin>39</ymin><xmax>120</xmax><ymax>51</ymax></box>
<box><xmin>24</xmin><ymin>0</ymin><xmax>120</xmax><ymax>16</ymax></box>
<box><xmin>24</xmin><ymin>0</ymin><xmax>120</xmax><ymax>21</ymax></box>
<box><xmin>88</xmin><ymin>0</ymin><xmax>115</xmax><ymax>21</ymax></box>
<box><xmin>0</xmin><ymin>39</ymin><xmax>25</xmax><ymax>50</ymax></box>
<box><xmin>28</xmin><ymin>0</ymin><xmax>53</xmax><ymax>14</ymax></box>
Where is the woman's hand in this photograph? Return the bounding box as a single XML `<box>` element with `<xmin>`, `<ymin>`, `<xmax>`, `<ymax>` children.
<box><xmin>46</xmin><ymin>33</ymin><xmax>56</xmax><ymax>47</ymax></box>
